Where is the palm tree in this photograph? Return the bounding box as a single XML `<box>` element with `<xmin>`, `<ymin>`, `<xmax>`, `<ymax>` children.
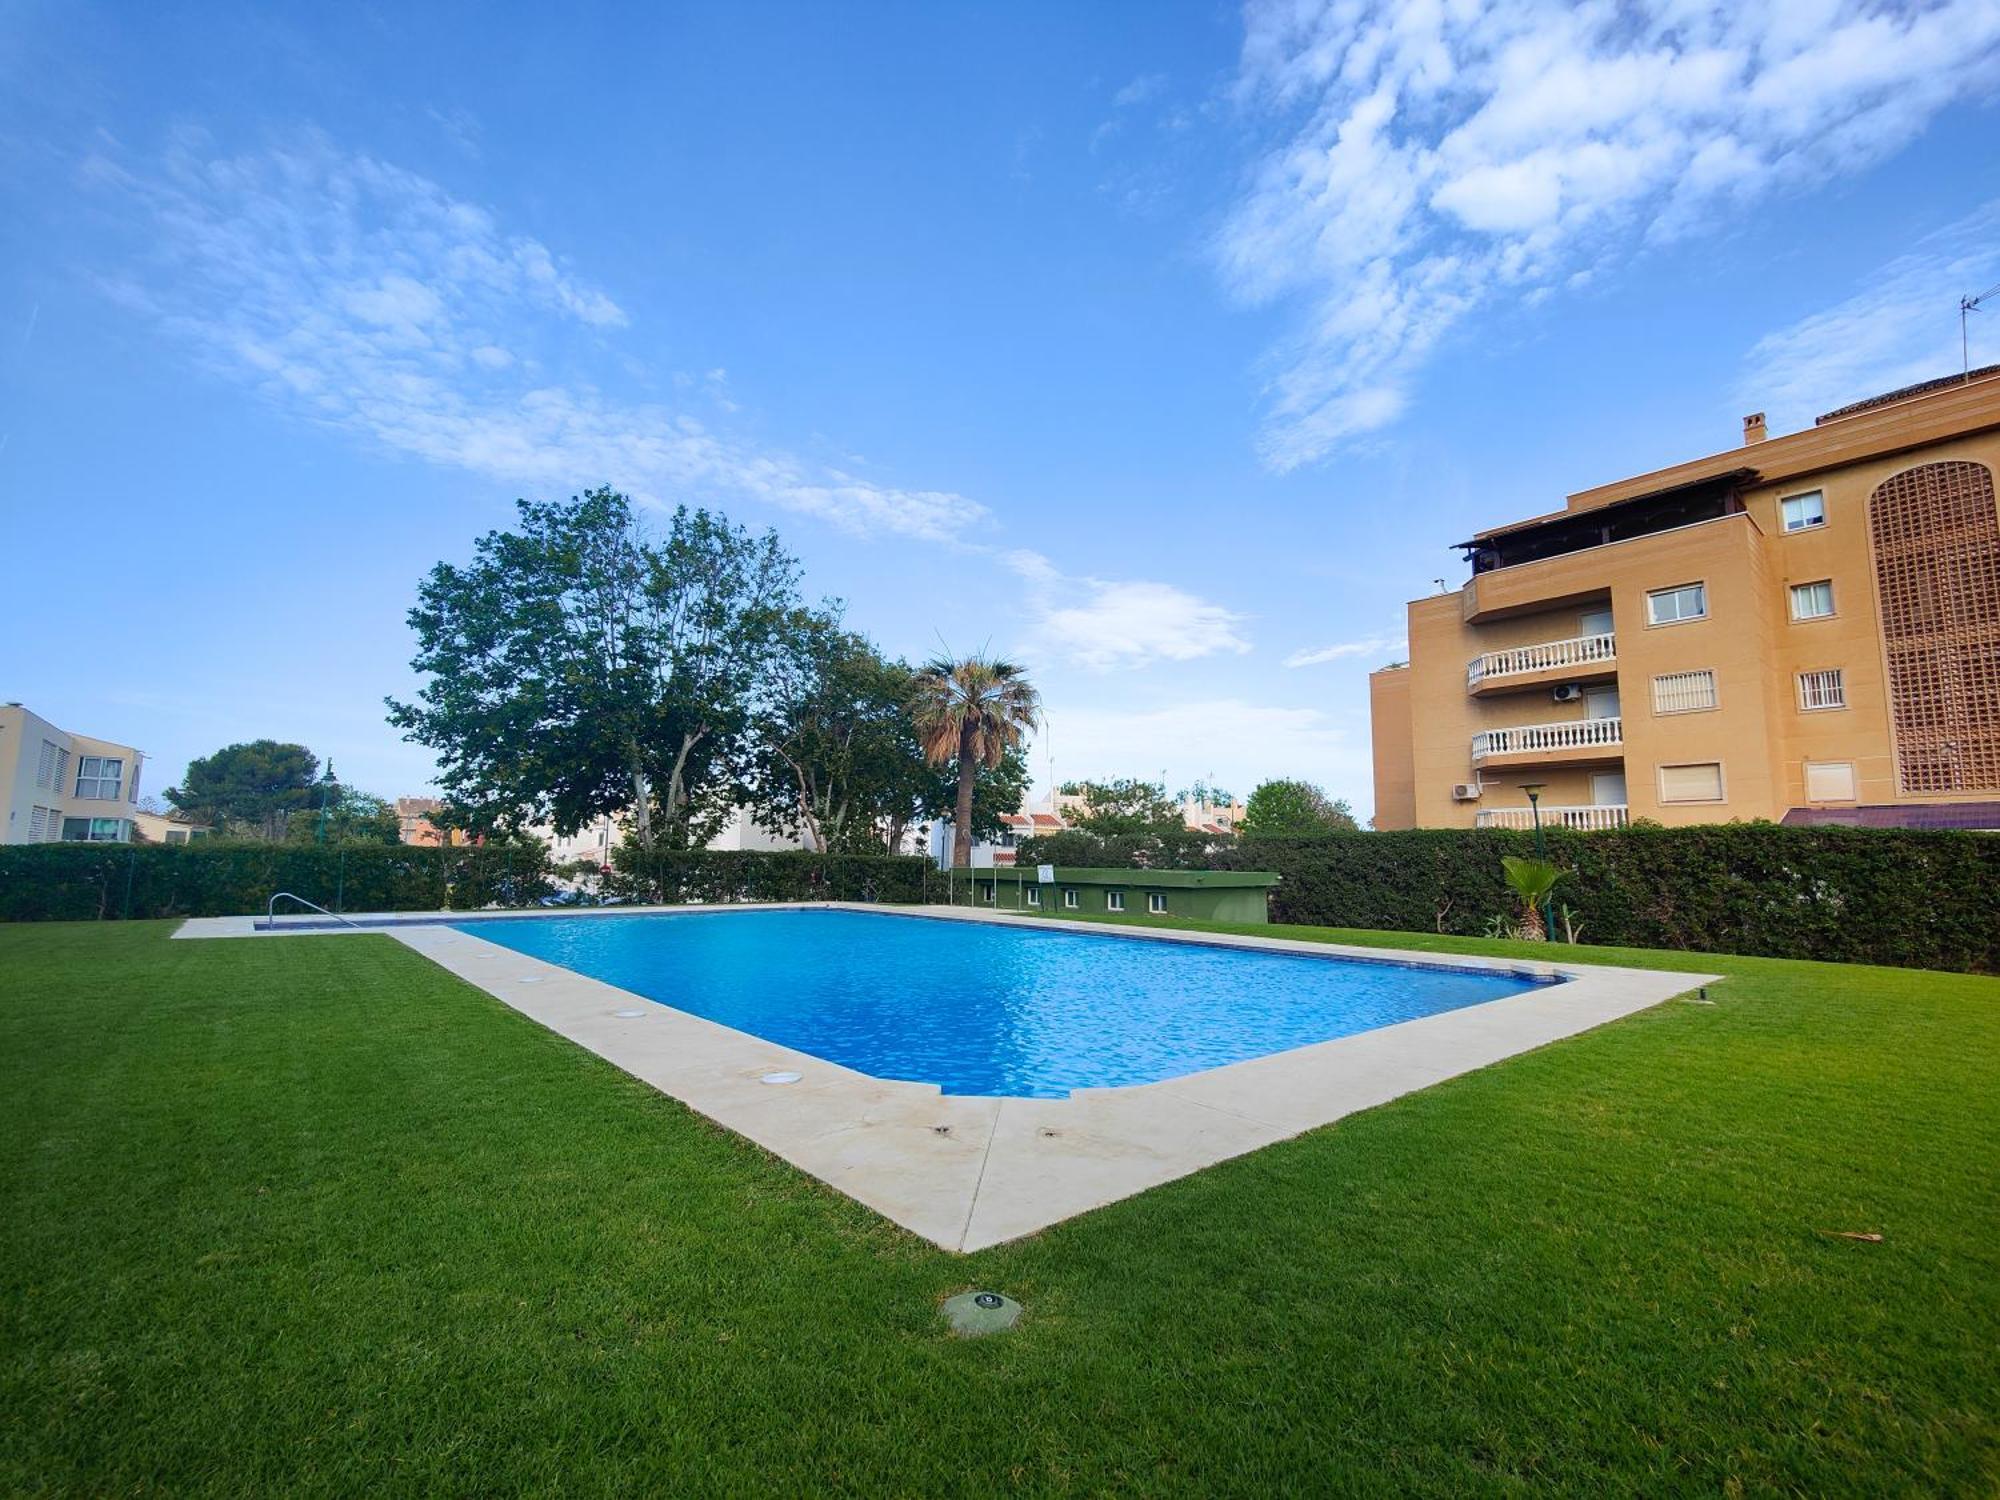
<box><xmin>1500</xmin><ymin>855</ymin><xmax>1563</xmax><ymax>941</ymax></box>
<box><xmin>911</xmin><ymin>655</ymin><xmax>1040</xmax><ymax>868</ymax></box>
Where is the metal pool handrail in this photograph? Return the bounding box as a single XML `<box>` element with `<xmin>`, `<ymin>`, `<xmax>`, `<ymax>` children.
<box><xmin>261</xmin><ymin>892</ymin><xmax>362</xmax><ymax>932</ymax></box>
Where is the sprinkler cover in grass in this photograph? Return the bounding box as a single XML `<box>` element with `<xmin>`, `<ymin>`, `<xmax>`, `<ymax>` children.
<box><xmin>943</xmin><ymin>1290</ymin><xmax>1021</xmax><ymax>1336</ymax></box>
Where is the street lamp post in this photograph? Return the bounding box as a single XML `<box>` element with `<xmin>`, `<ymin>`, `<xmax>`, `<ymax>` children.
<box><xmin>316</xmin><ymin>761</ymin><xmax>339</xmax><ymax>846</ymax></box>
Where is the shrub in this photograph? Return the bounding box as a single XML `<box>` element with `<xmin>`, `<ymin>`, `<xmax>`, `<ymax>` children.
<box><xmin>1206</xmin><ymin>826</ymin><xmax>2000</xmax><ymax>973</ymax></box>
<box><xmin>605</xmin><ymin>848</ymin><xmax>929</xmax><ymax>905</ymax></box>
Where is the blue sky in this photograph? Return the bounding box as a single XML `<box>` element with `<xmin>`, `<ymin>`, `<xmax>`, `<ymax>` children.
<box><xmin>4</xmin><ymin>1</ymin><xmax>1999</xmax><ymax>822</ymax></box>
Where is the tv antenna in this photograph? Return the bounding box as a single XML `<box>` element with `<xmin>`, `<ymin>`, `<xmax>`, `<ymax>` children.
<box><xmin>1963</xmin><ymin>279</ymin><xmax>2000</xmax><ymax>379</ymax></box>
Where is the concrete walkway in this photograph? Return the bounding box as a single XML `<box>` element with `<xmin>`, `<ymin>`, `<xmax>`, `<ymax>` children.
<box><xmin>176</xmin><ymin>904</ymin><xmax>1718</xmax><ymax>1251</ymax></box>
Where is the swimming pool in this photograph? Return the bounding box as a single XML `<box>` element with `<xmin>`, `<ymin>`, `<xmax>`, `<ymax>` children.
<box><xmin>457</xmin><ymin>908</ymin><xmax>1553</xmax><ymax>1098</ymax></box>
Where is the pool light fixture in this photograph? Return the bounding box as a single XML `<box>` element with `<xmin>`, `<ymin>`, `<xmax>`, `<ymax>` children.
<box><xmin>760</xmin><ymin>1070</ymin><xmax>803</xmax><ymax>1085</ymax></box>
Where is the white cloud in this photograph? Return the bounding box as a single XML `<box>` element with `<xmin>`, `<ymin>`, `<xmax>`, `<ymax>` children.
<box><xmin>85</xmin><ymin>131</ymin><xmax>987</xmax><ymax>543</ymax></box>
<box><xmin>1113</xmin><ymin>72</ymin><xmax>1169</xmax><ymax>108</ymax></box>
<box><xmin>1222</xmin><ymin>0</ymin><xmax>2000</xmax><ymax>470</ymax></box>
<box><xmin>1284</xmin><ymin>632</ymin><xmax>1405</xmax><ymax>668</ymax></box>
<box><xmin>1003</xmin><ymin>550</ymin><xmax>1252</xmax><ymax>671</ymax></box>
<box><xmin>1037</xmin><ymin>696</ymin><xmax>1369</xmax><ymax>802</ymax></box>
<box><xmin>1741</xmin><ymin>199</ymin><xmax>2000</xmax><ymax>431</ymax></box>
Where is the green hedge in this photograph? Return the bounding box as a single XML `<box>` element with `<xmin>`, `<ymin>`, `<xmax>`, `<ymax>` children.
<box><xmin>0</xmin><ymin>842</ymin><xmax>557</xmax><ymax>922</ymax></box>
<box><xmin>1205</xmin><ymin>826</ymin><xmax>2000</xmax><ymax>973</ymax></box>
<box><xmin>606</xmin><ymin>848</ymin><xmax>930</xmax><ymax>905</ymax></box>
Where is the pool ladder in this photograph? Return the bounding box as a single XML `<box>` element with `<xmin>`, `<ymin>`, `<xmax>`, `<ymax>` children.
<box><xmin>260</xmin><ymin>892</ymin><xmax>363</xmax><ymax>932</ymax></box>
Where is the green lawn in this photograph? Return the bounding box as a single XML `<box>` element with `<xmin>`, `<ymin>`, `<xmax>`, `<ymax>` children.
<box><xmin>3</xmin><ymin>918</ymin><xmax>1995</xmax><ymax>1497</ymax></box>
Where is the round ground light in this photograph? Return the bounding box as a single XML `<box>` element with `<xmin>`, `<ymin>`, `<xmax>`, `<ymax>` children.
<box><xmin>942</xmin><ymin>1290</ymin><xmax>1022</xmax><ymax>1336</ymax></box>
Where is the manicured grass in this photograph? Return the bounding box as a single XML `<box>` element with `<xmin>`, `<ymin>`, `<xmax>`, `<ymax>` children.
<box><xmin>3</xmin><ymin>917</ymin><xmax>1996</xmax><ymax>1496</ymax></box>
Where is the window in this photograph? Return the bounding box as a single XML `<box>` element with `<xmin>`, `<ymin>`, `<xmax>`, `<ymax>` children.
<box><xmin>1652</xmin><ymin>669</ymin><xmax>1718</xmax><ymax>714</ymax></box>
<box><xmin>1148</xmin><ymin>892</ymin><xmax>1167</xmax><ymax>914</ymax></box>
<box><xmin>979</xmin><ymin>881</ymin><xmax>995</xmax><ymax>905</ymax></box>
<box><xmin>1025</xmin><ymin>885</ymin><xmax>1041</xmax><ymax>907</ymax></box>
<box><xmin>1646</xmin><ymin>583</ymin><xmax>1707</xmax><ymax>625</ymax></box>
<box><xmin>165</xmin><ymin>829</ymin><xmax>190</xmax><ymax>845</ymax></box>
<box><xmin>1789</xmin><ymin>580</ymin><xmax>1835</xmax><ymax>620</ymax></box>
<box><xmin>27</xmin><ymin>805</ymin><xmax>60</xmax><ymax>842</ymax></box>
<box><xmin>1106</xmin><ymin>890</ymin><xmax>1126</xmax><ymax>912</ymax></box>
<box><xmin>1781</xmin><ymin>491</ymin><xmax>1826</xmax><ymax>532</ymax></box>
<box><xmin>1062</xmin><ymin>888</ymin><xmax>1078</xmax><ymax>909</ymax></box>
<box><xmin>61</xmin><ymin>816</ymin><xmax>129</xmax><ymax>842</ymax></box>
<box><xmin>1658</xmin><ymin>762</ymin><xmax>1725</xmax><ymax>803</ymax></box>
<box><xmin>1798</xmin><ymin>668</ymin><xmax>1847</xmax><ymax>711</ymax></box>
<box><xmin>1804</xmin><ymin>761</ymin><xmax>1857</xmax><ymax>802</ymax></box>
<box><xmin>74</xmin><ymin>756</ymin><xmax>123</xmax><ymax>801</ymax></box>
<box><xmin>36</xmin><ymin>740</ymin><xmax>63</xmax><ymax>790</ymax></box>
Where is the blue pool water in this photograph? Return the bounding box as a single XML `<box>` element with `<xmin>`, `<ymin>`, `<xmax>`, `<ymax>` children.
<box><xmin>456</xmin><ymin>909</ymin><xmax>1548</xmax><ymax>1098</ymax></box>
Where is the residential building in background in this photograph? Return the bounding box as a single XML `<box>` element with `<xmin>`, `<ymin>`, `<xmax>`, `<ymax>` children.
<box><xmin>132</xmin><ymin>808</ymin><xmax>212</xmax><ymax>844</ymax></box>
<box><xmin>1371</xmin><ymin>369</ymin><xmax>2000</xmax><ymax>831</ymax></box>
<box><xmin>395</xmin><ymin>796</ymin><xmax>451</xmax><ymax>846</ymax></box>
<box><xmin>0</xmin><ymin>703</ymin><xmax>146</xmax><ymax>844</ymax></box>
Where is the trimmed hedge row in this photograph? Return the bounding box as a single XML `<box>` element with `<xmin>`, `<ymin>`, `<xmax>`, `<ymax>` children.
<box><xmin>605</xmin><ymin>847</ymin><xmax>930</xmax><ymax>906</ymax></box>
<box><xmin>1205</xmin><ymin>826</ymin><xmax>2000</xmax><ymax>973</ymax></box>
<box><xmin>0</xmin><ymin>842</ymin><xmax>560</xmax><ymax>922</ymax></box>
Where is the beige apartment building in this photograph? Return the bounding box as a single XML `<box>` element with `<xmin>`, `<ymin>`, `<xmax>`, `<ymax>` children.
<box><xmin>0</xmin><ymin>703</ymin><xmax>147</xmax><ymax>844</ymax></box>
<box><xmin>1371</xmin><ymin>369</ymin><xmax>2000</xmax><ymax>831</ymax></box>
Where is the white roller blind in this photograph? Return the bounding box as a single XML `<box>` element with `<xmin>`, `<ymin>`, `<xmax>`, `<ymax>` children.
<box><xmin>1658</xmin><ymin>763</ymin><xmax>1723</xmax><ymax>802</ymax></box>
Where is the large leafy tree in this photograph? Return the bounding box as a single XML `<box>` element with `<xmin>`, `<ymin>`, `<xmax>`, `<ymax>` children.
<box><xmin>166</xmin><ymin>740</ymin><xmax>320</xmax><ymax>840</ymax></box>
<box><xmin>910</xmin><ymin>655</ymin><xmax>1040</xmax><ymax>867</ymax></box>
<box><xmin>387</xmin><ymin>488</ymin><xmax>799</xmax><ymax>849</ymax></box>
<box><xmin>1241</xmin><ymin>778</ymin><xmax>1360</xmax><ymax>838</ymax></box>
<box><xmin>1065</xmin><ymin>778</ymin><xmax>1185</xmax><ymax>837</ymax></box>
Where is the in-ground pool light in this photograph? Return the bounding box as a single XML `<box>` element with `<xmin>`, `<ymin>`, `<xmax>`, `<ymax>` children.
<box><xmin>614</xmin><ymin>1008</ymin><xmax>646</xmax><ymax>1018</ymax></box>
<box><xmin>760</xmin><ymin>1070</ymin><xmax>802</xmax><ymax>1085</ymax></box>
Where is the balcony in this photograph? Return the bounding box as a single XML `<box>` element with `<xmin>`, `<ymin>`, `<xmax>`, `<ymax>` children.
<box><xmin>1466</xmin><ymin>631</ymin><xmax>1616</xmax><ymax>695</ymax></box>
<box><xmin>1471</xmin><ymin>715</ymin><xmax>1623</xmax><ymax>766</ymax></box>
<box><xmin>1475</xmin><ymin>804</ymin><xmax>1629</xmax><ymax>831</ymax></box>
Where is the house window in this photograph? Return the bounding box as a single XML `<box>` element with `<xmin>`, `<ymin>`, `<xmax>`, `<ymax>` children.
<box><xmin>1798</xmin><ymin>669</ymin><xmax>1847</xmax><ymax>711</ymax></box>
<box><xmin>1657</xmin><ymin>762</ymin><xmax>1725</xmax><ymax>803</ymax></box>
<box><xmin>1106</xmin><ymin>890</ymin><xmax>1126</xmax><ymax>912</ymax></box>
<box><xmin>979</xmin><ymin>882</ymin><xmax>995</xmax><ymax>905</ymax></box>
<box><xmin>74</xmin><ymin>756</ymin><xmax>123</xmax><ymax>801</ymax></box>
<box><xmin>1062</xmin><ymin>888</ymin><xmax>1078</xmax><ymax>909</ymax></box>
<box><xmin>36</xmin><ymin>740</ymin><xmax>65</xmax><ymax>791</ymax></box>
<box><xmin>61</xmin><ymin>816</ymin><xmax>129</xmax><ymax>842</ymax></box>
<box><xmin>164</xmin><ymin>829</ymin><xmax>190</xmax><ymax>845</ymax></box>
<box><xmin>27</xmin><ymin>805</ymin><xmax>60</xmax><ymax>842</ymax></box>
<box><xmin>1646</xmin><ymin>583</ymin><xmax>1707</xmax><ymax>625</ymax></box>
<box><xmin>1781</xmin><ymin>491</ymin><xmax>1826</xmax><ymax>532</ymax></box>
<box><xmin>1804</xmin><ymin>761</ymin><xmax>1857</xmax><ymax>803</ymax></box>
<box><xmin>1651</xmin><ymin>669</ymin><xmax>1718</xmax><ymax>714</ymax></box>
<box><xmin>1025</xmin><ymin>885</ymin><xmax>1041</xmax><ymax>907</ymax></box>
<box><xmin>1789</xmin><ymin>580</ymin><xmax>1835</xmax><ymax>620</ymax></box>
<box><xmin>1148</xmin><ymin>892</ymin><xmax>1168</xmax><ymax>914</ymax></box>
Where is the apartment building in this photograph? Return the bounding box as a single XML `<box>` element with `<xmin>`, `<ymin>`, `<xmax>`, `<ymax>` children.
<box><xmin>0</xmin><ymin>703</ymin><xmax>146</xmax><ymax>844</ymax></box>
<box><xmin>1371</xmin><ymin>369</ymin><xmax>2000</xmax><ymax>831</ymax></box>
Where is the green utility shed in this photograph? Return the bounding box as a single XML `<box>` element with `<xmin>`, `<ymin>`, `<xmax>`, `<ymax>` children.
<box><xmin>942</xmin><ymin>866</ymin><xmax>1280</xmax><ymax>925</ymax></box>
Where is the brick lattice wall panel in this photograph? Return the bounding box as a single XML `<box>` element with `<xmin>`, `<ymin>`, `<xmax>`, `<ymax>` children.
<box><xmin>1869</xmin><ymin>460</ymin><xmax>2000</xmax><ymax>793</ymax></box>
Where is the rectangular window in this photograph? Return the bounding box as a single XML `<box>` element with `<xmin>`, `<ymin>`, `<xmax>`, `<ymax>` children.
<box><xmin>979</xmin><ymin>881</ymin><xmax>995</xmax><ymax>905</ymax></box>
<box><xmin>165</xmin><ymin>829</ymin><xmax>190</xmax><ymax>845</ymax></box>
<box><xmin>61</xmin><ymin>817</ymin><xmax>128</xmax><ymax>842</ymax></box>
<box><xmin>27</xmin><ymin>805</ymin><xmax>60</xmax><ymax>842</ymax></box>
<box><xmin>1781</xmin><ymin>491</ymin><xmax>1826</xmax><ymax>532</ymax></box>
<box><xmin>36</xmin><ymin>740</ymin><xmax>60</xmax><ymax>790</ymax></box>
<box><xmin>1062</xmin><ymin>889</ymin><xmax>1078</xmax><ymax>909</ymax></box>
<box><xmin>1789</xmin><ymin>580</ymin><xmax>1835</xmax><ymax>620</ymax></box>
<box><xmin>1106</xmin><ymin>891</ymin><xmax>1126</xmax><ymax>912</ymax></box>
<box><xmin>74</xmin><ymin>756</ymin><xmax>123</xmax><ymax>801</ymax></box>
<box><xmin>1646</xmin><ymin>583</ymin><xmax>1707</xmax><ymax>625</ymax></box>
<box><xmin>1798</xmin><ymin>668</ymin><xmax>1847</xmax><ymax>711</ymax></box>
<box><xmin>1658</xmin><ymin>762</ymin><xmax>1725</xmax><ymax>803</ymax></box>
<box><xmin>1651</xmin><ymin>669</ymin><xmax>1718</xmax><ymax>714</ymax></box>
<box><xmin>1025</xmin><ymin>885</ymin><xmax>1040</xmax><ymax>907</ymax></box>
<box><xmin>1804</xmin><ymin>761</ymin><xmax>1857</xmax><ymax>803</ymax></box>
<box><xmin>1148</xmin><ymin>892</ymin><xmax>1168</xmax><ymax>914</ymax></box>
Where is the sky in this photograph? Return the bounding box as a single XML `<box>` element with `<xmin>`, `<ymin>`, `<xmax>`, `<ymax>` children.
<box><xmin>4</xmin><ymin>0</ymin><xmax>1999</xmax><ymax>825</ymax></box>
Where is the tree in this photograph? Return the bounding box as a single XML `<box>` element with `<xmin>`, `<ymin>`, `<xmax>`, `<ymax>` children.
<box><xmin>1501</xmin><ymin>855</ymin><xmax>1563</xmax><ymax>941</ymax></box>
<box><xmin>166</xmin><ymin>741</ymin><xmax>320</xmax><ymax>840</ymax></box>
<box><xmin>1066</xmin><ymin>778</ymin><xmax>1184</xmax><ymax>837</ymax></box>
<box><xmin>1241</xmin><ymin>778</ymin><xmax>1360</xmax><ymax>838</ymax></box>
<box><xmin>281</xmin><ymin>786</ymin><xmax>401</xmax><ymax>845</ymax></box>
<box><xmin>910</xmin><ymin>656</ymin><xmax>1040</xmax><ymax>867</ymax></box>
<box><xmin>387</xmin><ymin>488</ymin><xmax>800</xmax><ymax>850</ymax></box>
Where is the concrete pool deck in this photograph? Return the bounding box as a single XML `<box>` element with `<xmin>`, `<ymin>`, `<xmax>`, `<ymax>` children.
<box><xmin>174</xmin><ymin>904</ymin><xmax>1721</xmax><ymax>1251</ymax></box>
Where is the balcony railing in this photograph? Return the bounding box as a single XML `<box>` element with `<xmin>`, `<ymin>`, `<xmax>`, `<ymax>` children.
<box><xmin>1471</xmin><ymin>715</ymin><xmax>1623</xmax><ymax>762</ymax></box>
<box><xmin>1475</xmin><ymin>804</ymin><xmax>1629</xmax><ymax>831</ymax></box>
<box><xmin>1467</xmin><ymin>631</ymin><xmax>1615</xmax><ymax>688</ymax></box>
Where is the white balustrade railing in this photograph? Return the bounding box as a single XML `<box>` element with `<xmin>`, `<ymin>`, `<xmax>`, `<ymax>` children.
<box><xmin>1467</xmin><ymin>632</ymin><xmax>1616</xmax><ymax>687</ymax></box>
<box><xmin>1475</xmin><ymin>804</ymin><xmax>1629</xmax><ymax>831</ymax></box>
<box><xmin>1471</xmin><ymin>715</ymin><xmax>1623</xmax><ymax>761</ymax></box>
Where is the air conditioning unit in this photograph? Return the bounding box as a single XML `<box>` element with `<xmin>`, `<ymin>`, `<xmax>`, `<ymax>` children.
<box><xmin>1551</xmin><ymin>684</ymin><xmax>1585</xmax><ymax>703</ymax></box>
<box><xmin>1451</xmin><ymin>783</ymin><xmax>1482</xmax><ymax>801</ymax></box>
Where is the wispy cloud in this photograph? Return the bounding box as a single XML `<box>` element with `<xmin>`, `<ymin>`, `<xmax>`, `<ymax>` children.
<box><xmin>84</xmin><ymin>129</ymin><xmax>987</xmax><ymax>543</ymax></box>
<box><xmin>1113</xmin><ymin>72</ymin><xmax>1169</xmax><ymax>109</ymax></box>
<box><xmin>1741</xmin><ymin>199</ymin><xmax>2000</xmax><ymax>431</ymax></box>
<box><xmin>1284</xmin><ymin>633</ymin><xmax>1404</xmax><ymax>668</ymax></box>
<box><xmin>1222</xmin><ymin>0</ymin><xmax>2000</xmax><ymax>471</ymax></box>
<box><xmin>1003</xmin><ymin>549</ymin><xmax>1252</xmax><ymax>671</ymax></box>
